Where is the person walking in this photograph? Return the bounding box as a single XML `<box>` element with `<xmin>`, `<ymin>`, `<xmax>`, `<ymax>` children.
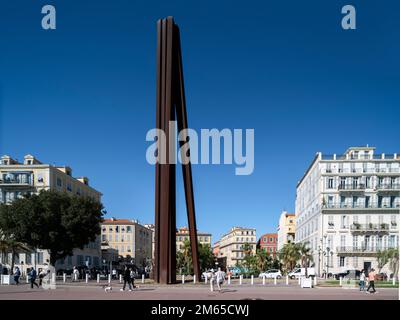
<box><xmin>130</xmin><ymin>268</ymin><xmax>137</xmax><ymax>289</ymax></box>
<box><xmin>366</xmin><ymin>268</ymin><xmax>376</xmax><ymax>294</ymax></box>
<box><xmin>209</xmin><ymin>269</ymin><xmax>216</xmax><ymax>292</ymax></box>
<box><xmin>13</xmin><ymin>267</ymin><xmax>21</xmax><ymax>285</ymax></box>
<box><xmin>28</xmin><ymin>267</ymin><xmax>39</xmax><ymax>289</ymax></box>
<box><xmin>72</xmin><ymin>266</ymin><xmax>79</xmax><ymax>282</ymax></box>
<box><xmin>359</xmin><ymin>269</ymin><xmax>366</xmax><ymax>291</ymax></box>
<box><xmin>215</xmin><ymin>268</ymin><xmax>226</xmax><ymax>292</ymax></box>
<box><xmin>120</xmin><ymin>266</ymin><xmax>133</xmax><ymax>291</ymax></box>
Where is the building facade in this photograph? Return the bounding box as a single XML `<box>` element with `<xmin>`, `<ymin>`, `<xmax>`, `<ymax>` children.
<box><xmin>176</xmin><ymin>227</ymin><xmax>211</xmax><ymax>252</ymax></box>
<box><xmin>277</xmin><ymin>211</ymin><xmax>296</xmax><ymax>251</ymax></box>
<box><xmin>295</xmin><ymin>147</ymin><xmax>400</xmax><ymax>276</ymax></box>
<box><xmin>144</xmin><ymin>224</ymin><xmax>155</xmax><ymax>262</ymax></box>
<box><xmin>258</xmin><ymin>233</ymin><xmax>278</xmax><ymax>257</ymax></box>
<box><xmin>217</xmin><ymin>227</ymin><xmax>257</xmax><ymax>268</ymax></box>
<box><xmin>0</xmin><ymin>154</ymin><xmax>103</xmax><ymax>273</ymax></box>
<box><xmin>101</xmin><ymin>218</ymin><xmax>153</xmax><ymax>267</ymax></box>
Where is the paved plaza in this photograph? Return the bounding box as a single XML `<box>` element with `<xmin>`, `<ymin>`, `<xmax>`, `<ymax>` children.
<box><xmin>0</xmin><ymin>281</ymin><xmax>398</xmax><ymax>300</ymax></box>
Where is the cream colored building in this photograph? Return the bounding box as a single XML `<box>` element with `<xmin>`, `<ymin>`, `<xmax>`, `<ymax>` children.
<box><xmin>277</xmin><ymin>211</ymin><xmax>296</xmax><ymax>251</ymax></box>
<box><xmin>101</xmin><ymin>218</ymin><xmax>153</xmax><ymax>267</ymax></box>
<box><xmin>0</xmin><ymin>154</ymin><xmax>103</xmax><ymax>273</ymax></box>
<box><xmin>144</xmin><ymin>224</ymin><xmax>155</xmax><ymax>261</ymax></box>
<box><xmin>217</xmin><ymin>227</ymin><xmax>257</xmax><ymax>268</ymax></box>
<box><xmin>176</xmin><ymin>226</ymin><xmax>212</xmax><ymax>252</ymax></box>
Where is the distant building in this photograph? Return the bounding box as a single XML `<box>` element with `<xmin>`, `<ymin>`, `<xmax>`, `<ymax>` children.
<box><xmin>277</xmin><ymin>211</ymin><xmax>296</xmax><ymax>251</ymax></box>
<box><xmin>212</xmin><ymin>241</ymin><xmax>220</xmax><ymax>256</ymax></box>
<box><xmin>257</xmin><ymin>233</ymin><xmax>278</xmax><ymax>257</ymax></box>
<box><xmin>217</xmin><ymin>227</ymin><xmax>257</xmax><ymax>268</ymax></box>
<box><xmin>144</xmin><ymin>224</ymin><xmax>155</xmax><ymax>261</ymax></box>
<box><xmin>101</xmin><ymin>218</ymin><xmax>152</xmax><ymax>267</ymax></box>
<box><xmin>176</xmin><ymin>227</ymin><xmax>211</xmax><ymax>252</ymax></box>
<box><xmin>0</xmin><ymin>154</ymin><xmax>102</xmax><ymax>273</ymax></box>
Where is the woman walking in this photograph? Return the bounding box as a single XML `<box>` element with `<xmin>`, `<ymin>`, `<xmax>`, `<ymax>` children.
<box><xmin>359</xmin><ymin>269</ymin><xmax>366</xmax><ymax>291</ymax></box>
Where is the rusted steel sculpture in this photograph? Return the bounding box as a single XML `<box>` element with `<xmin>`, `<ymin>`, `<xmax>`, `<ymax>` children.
<box><xmin>153</xmin><ymin>17</ymin><xmax>200</xmax><ymax>284</ymax></box>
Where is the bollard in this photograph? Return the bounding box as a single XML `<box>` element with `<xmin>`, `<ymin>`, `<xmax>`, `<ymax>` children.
<box><xmin>142</xmin><ymin>274</ymin><xmax>145</xmax><ymax>284</ymax></box>
<box><xmin>298</xmin><ymin>276</ymin><xmax>301</xmax><ymax>285</ymax></box>
<box><xmin>239</xmin><ymin>275</ymin><xmax>243</xmax><ymax>285</ymax></box>
<box><xmin>108</xmin><ymin>274</ymin><xmax>111</xmax><ymax>284</ymax></box>
<box><xmin>286</xmin><ymin>275</ymin><xmax>289</xmax><ymax>286</ymax></box>
<box><xmin>85</xmin><ymin>273</ymin><xmax>88</xmax><ymax>283</ymax></box>
<box><xmin>340</xmin><ymin>277</ymin><xmax>342</xmax><ymax>286</ymax></box>
<box><xmin>274</xmin><ymin>276</ymin><xmax>277</xmax><ymax>285</ymax></box>
<box><xmin>97</xmin><ymin>274</ymin><xmax>100</xmax><ymax>283</ymax></box>
<box><xmin>251</xmin><ymin>275</ymin><xmax>254</xmax><ymax>285</ymax></box>
<box><xmin>392</xmin><ymin>276</ymin><xmax>396</xmax><ymax>286</ymax></box>
<box><xmin>51</xmin><ymin>273</ymin><xmax>56</xmax><ymax>284</ymax></box>
<box><xmin>63</xmin><ymin>273</ymin><xmax>66</xmax><ymax>283</ymax></box>
<box><xmin>314</xmin><ymin>276</ymin><xmax>317</xmax><ymax>286</ymax></box>
<box><xmin>193</xmin><ymin>275</ymin><xmax>196</xmax><ymax>284</ymax></box>
<box><xmin>210</xmin><ymin>278</ymin><xmax>214</xmax><ymax>292</ymax></box>
<box><xmin>74</xmin><ymin>273</ymin><xmax>78</xmax><ymax>282</ymax></box>
<box><xmin>262</xmin><ymin>276</ymin><xmax>265</xmax><ymax>286</ymax></box>
<box><xmin>26</xmin><ymin>276</ymin><xmax>29</xmax><ymax>284</ymax></box>
<box><xmin>205</xmin><ymin>276</ymin><xmax>208</xmax><ymax>284</ymax></box>
<box><xmin>182</xmin><ymin>275</ymin><xmax>185</xmax><ymax>284</ymax></box>
<box><xmin>119</xmin><ymin>274</ymin><xmax>122</xmax><ymax>283</ymax></box>
<box><xmin>228</xmin><ymin>275</ymin><xmax>231</xmax><ymax>285</ymax></box>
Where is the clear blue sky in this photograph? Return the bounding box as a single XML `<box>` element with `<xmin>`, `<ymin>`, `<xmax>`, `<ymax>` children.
<box><xmin>1</xmin><ymin>0</ymin><xmax>399</xmax><ymax>244</ymax></box>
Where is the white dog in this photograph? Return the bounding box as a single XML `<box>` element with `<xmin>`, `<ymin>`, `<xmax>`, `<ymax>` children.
<box><xmin>103</xmin><ymin>285</ymin><xmax>112</xmax><ymax>293</ymax></box>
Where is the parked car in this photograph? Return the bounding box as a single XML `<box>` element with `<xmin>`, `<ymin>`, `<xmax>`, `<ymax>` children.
<box><xmin>333</xmin><ymin>268</ymin><xmax>361</xmax><ymax>280</ymax></box>
<box><xmin>288</xmin><ymin>267</ymin><xmax>316</xmax><ymax>279</ymax></box>
<box><xmin>258</xmin><ymin>269</ymin><xmax>282</xmax><ymax>279</ymax></box>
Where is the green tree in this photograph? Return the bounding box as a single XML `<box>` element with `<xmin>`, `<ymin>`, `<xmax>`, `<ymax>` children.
<box><xmin>279</xmin><ymin>242</ymin><xmax>300</xmax><ymax>273</ymax></box>
<box><xmin>0</xmin><ymin>190</ymin><xmax>104</xmax><ymax>272</ymax></box>
<box><xmin>0</xmin><ymin>231</ymin><xmax>32</xmax><ymax>275</ymax></box>
<box><xmin>255</xmin><ymin>248</ymin><xmax>272</xmax><ymax>273</ymax></box>
<box><xmin>176</xmin><ymin>239</ymin><xmax>215</xmax><ymax>275</ymax></box>
<box><xmin>376</xmin><ymin>250</ymin><xmax>389</xmax><ymax>273</ymax></box>
<box><xmin>387</xmin><ymin>248</ymin><xmax>399</xmax><ymax>278</ymax></box>
<box><xmin>297</xmin><ymin>242</ymin><xmax>313</xmax><ymax>277</ymax></box>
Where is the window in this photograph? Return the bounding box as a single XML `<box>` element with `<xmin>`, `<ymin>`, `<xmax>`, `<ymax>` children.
<box><xmin>37</xmin><ymin>252</ymin><xmax>44</xmax><ymax>264</ymax></box>
<box><xmin>269</xmin><ymin>237</ymin><xmax>273</xmax><ymax>242</ymax></box>
<box><xmin>56</xmin><ymin>177</ymin><xmax>62</xmax><ymax>187</ymax></box>
<box><xmin>340</xmin><ymin>257</ymin><xmax>345</xmax><ymax>267</ymax></box>
<box><xmin>115</xmin><ymin>226</ymin><xmax>119</xmax><ymax>233</ymax></box>
<box><xmin>26</xmin><ymin>253</ymin><xmax>32</xmax><ymax>264</ymax></box>
<box><xmin>328</xmin><ymin>216</ymin><xmax>334</xmax><ymax>228</ymax></box>
<box><xmin>126</xmin><ymin>226</ymin><xmax>132</xmax><ymax>233</ymax></box>
<box><xmin>115</xmin><ymin>234</ymin><xmax>119</xmax><ymax>241</ymax></box>
<box><xmin>101</xmin><ymin>235</ymin><xmax>106</xmax><ymax>242</ymax></box>
<box><xmin>327</xmin><ymin>177</ymin><xmax>334</xmax><ymax>189</ymax></box>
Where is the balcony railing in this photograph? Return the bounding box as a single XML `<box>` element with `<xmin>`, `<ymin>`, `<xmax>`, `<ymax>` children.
<box><xmin>336</xmin><ymin>246</ymin><xmax>397</xmax><ymax>254</ymax></box>
<box><xmin>350</xmin><ymin>223</ymin><xmax>390</xmax><ymax>232</ymax></box>
<box><xmin>0</xmin><ymin>179</ymin><xmax>33</xmax><ymax>186</ymax></box>
<box><xmin>376</xmin><ymin>184</ymin><xmax>400</xmax><ymax>190</ymax></box>
<box><xmin>323</xmin><ymin>202</ymin><xmax>400</xmax><ymax>209</ymax></box>
<box><xmin>338</xmin><ymin>184</ymin><xmax>366</xmax><ymax>191</ymax></box>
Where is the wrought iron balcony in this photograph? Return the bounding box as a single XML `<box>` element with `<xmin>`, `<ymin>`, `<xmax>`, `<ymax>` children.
<box><xmin>338</xmin><ymin>184</ymin><xmax>366</xmax><ymax>191</ymax></box>
<box><xmin>350</xmin><ymin>223</ymin><xmax>390</xmax><ymax>233</ymax></box>
<box><xmin>376</xmin><ymin>184</ymin><xmax>400</xmax><ymax>190</ymax></box>
<box><xmin>0</xmin><ymin>179</ymin><xmax>33</xmax><ymax>186</ymax></box>
<box><xmin>322</xmin><ymin>202</ymin><xmax>400</xmax><ymax>210</ymax></box>
<box><xmin>336</xmin><ymin>246</ymin><xmax>397</xmax><ymax>256</ymax></box>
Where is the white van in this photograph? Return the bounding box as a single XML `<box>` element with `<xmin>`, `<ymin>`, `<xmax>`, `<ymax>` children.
<box><xmin>288</xmin><ymin>267</ymin><xmax>316</xmax><ymax>279</ymax></box>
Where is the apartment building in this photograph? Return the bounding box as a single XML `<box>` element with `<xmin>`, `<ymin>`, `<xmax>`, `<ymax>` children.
<box><xmin>101</xmin><ymin>218</ymin><xmax>153</xmax><ymax>267</ymax></box>
<box><xmin>144</xmin><ymin>224</ymin><xmax>155</xmax><ymax>261</ymax></box>
<box><xmin>277</xmin><ymin>211</ymin><xmax>296</xmax><ymax>251</ymax></box>
<box><xmin>258</xmin><ymin>233</ymin><xmax>278</xmax><ymax>257</ymax></box>
<box><xmin>295</xmin><ymin>147</ymin><xmax>400</xmax><ymax>276</ymax></box>
<box><xmin>217</xmin><ymin>227</ymin><xmax>257</xmax><ymax>268</ymax></box>
<box><xmin>176</xmin><ymin>227</ymin><xmax>211</xmax><ymax>252</ymax></box>
<box><xmin>0</xmin><ymin>154</ymin><xmax>103</xmax><ymax>272</ymax></box>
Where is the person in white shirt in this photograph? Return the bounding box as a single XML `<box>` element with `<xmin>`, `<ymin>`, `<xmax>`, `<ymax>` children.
<box><xmin>359</xmin><ymin>269</ymin><xmax>366</xmax><ymax>291</ymax></box>
<box><xmin>215</xmin><ymin>268</ymin><xmax>226</xmax><ymax>292</ymax></box>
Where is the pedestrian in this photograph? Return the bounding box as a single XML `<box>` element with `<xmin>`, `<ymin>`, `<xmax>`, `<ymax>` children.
<box><xmin>28</xmin><ymin>267</ymin><xmax>39</xmax><ymax>289</ymax></box>
<box><xmin>112</xmin><ymin>268</ymin><xmax>117</xmax><ymax>280</ymax></box>
<box><xmin>366</xmin><ymin>268</ymin><xmax>376</xmax><ymax>294</ymax></box>
<box><xmin>130</xmin><ymin>268</ymin><xmax>137</xmax><ymax>289</ymax></box>
<box><xmin>359</xmin><ymin>269</ymin><xmax>366</xmax><ymax>291</ymax></box>
<box><xmin>209</xmin><ymin>269</ymin><xmax>215</xmax><ymax>292</ymax></box>
<box><xmin>13</xmin><ymin>266</ymin><xmax>21</xmax><ymax>285</ymax></box>
<box><xmin>72</xmin><ymin>266</ymin><xmax>79</xmax><ymax>282</ymax></box>
<box><xmin>38</xmin><ymin>268</ymin><xmax>48</xmax><ymax>286</ymax></box>
<box><xmin>120</xmin><ymin>266</ymin><xmax>133</xmax><ymax>291</ymax></box>
<box><xmin>215</xmin><ymin>267</ymin><xmax>226</xmax><ymax>292</ymax></box>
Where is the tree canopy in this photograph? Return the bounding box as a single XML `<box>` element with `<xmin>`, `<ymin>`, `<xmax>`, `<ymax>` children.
<box><xmin>0</xmin><ymin>190</ymin><xmax>104</xmax><ymax>267</ymax></box>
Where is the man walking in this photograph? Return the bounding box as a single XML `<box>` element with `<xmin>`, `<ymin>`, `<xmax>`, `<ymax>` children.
<box><xmin>29</xmin><ymin>267</ymin><xmax>39</xmax><ymax>289</ymax></box>
<box><xmin>13</xmin><ymin>267</ymin><xmax>21</xmax><ymax>285</ymax></box>
<box><xmin>120</xmin><ymin>266</ymin><xmax>133</xmax><ymax>291</ymax></box>
<box><xmin>366</xmin><ymin>268</ymin><xmax>376</xmax><ymax>294</ymax></box>
<box><xmin>215</xmin><ymin>267</ymin><xmax>226</xmax><ymax>292</ymax></box>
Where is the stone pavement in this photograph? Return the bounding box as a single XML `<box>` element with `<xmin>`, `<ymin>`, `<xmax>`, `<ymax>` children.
<box><xmin>0</xmin><ymin>282</ymin><xmax>398</xmax><ymax>300</ymax></box>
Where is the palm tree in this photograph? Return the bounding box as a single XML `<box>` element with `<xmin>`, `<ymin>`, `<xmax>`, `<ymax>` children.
<box><xmin>255</xmin><ymin>248</ymin><xmax>272</xmax><ymax>273</ymax></box>
<box><xmin>0</xmin><ymin>233</ymin><xmax>32</xmax><ymax>275</ymax></box>
<box><xmin>297</xmin><ymin>242</ymin><xmax>313</xmax><ymax>277</ymax></box>
<box><xmin>279</xmin><ymin>242</ymin><xmax>300</xmax><ymax>273</ymax></box>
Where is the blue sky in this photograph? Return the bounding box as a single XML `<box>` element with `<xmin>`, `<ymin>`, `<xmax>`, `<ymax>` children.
<box><xmin>0</xmin><ymin>0</ymin><xmax>399</xmax><ymax>244</ymax></box>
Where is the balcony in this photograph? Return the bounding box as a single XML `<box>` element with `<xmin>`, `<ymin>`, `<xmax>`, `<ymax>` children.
<box><xmin>336</xmin><ymin>246</ymin><xmax>397</xmax><ymax>257</ymax></box>
<box><xmin>322</xmin><ymin>202</ymin><xmax>400</xmax><ymax>210</ymax></box>
<box><xmin>0</xmin><ymin>179</ymin><xmax>33</xmax><ymax>187</ymax></box>
<box><xmin>350</xmin><ymin>223</ymin><xmax>390</xmax><ymax>234</ymax></box>
<box><xmin>338</xmin><ymin>184</ymin><xmax>366</xmax><ymax>192</ymax></box>
<box><xmin>376</xmin><ymin>184</ymin><xmax>400</xmax><ymax>192</ymax></box>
